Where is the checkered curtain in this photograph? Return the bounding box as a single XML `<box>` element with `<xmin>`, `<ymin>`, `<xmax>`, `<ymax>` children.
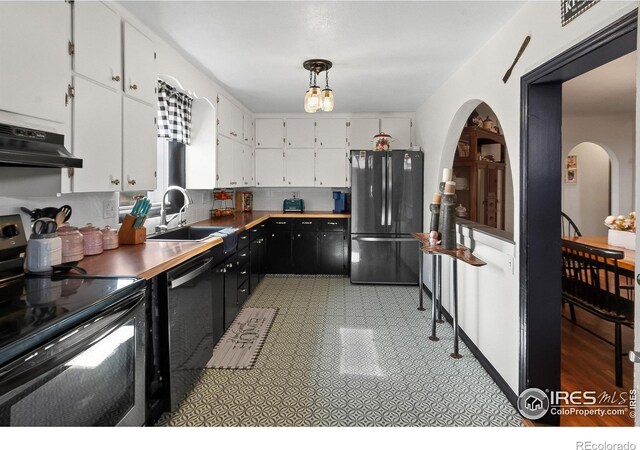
<box><xmin>157</xmin><ymin>80</ymin><xmax>193</xmax><ymax>145</ymax></box>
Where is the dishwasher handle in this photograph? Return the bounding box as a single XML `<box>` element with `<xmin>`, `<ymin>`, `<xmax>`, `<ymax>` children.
<box><xmin>169</xmin><ymin>258</ymin><xmax>214</xmax><ymax>289</ymax></box>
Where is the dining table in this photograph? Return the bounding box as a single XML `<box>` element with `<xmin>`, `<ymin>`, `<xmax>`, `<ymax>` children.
<box><xmin>562</xmin><ymin>236</ymin><xmax>635</xmax><ymax>272</ymax></box>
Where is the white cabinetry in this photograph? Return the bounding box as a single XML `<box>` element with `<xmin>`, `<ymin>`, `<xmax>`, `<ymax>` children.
<box><xmin>316</xmin><ymin>148</ymin><xmax>347</xmax><ymax>187</ymax></box>
<box><xmin>316</xmin><ymin>119</ymin><xmax>347</xmax><ymax>149</ymax></box>
<box><xmin>286</xmin><ymin>119</ymin><xmax>315</xmax><ymax>148</ymax></box>
<box><xmin>242</xmin><ymin>113</ymin><xmax>253</xmax><ymax>146</ymax></box>
<box><xmin>240</xmin><ymin>147</ymin><xmax>254</xmax><ymax>186</ymax></box>
<box><xmin>123</xmin><ymin>23</ymin><xmax>156</xmax><ymax>105</ymax></box>
<box><xmin>255</xmin><ymin>118</ymin><xmax>284</xmax><ymax>148</ymax></box>
<box><xmin>0</xmin><ymin>2</ymin><xmax>70</xmax><ymax>123</ymax></box>
<box><xmin>122</xmin><ymin>97</ymin><xmax>157</xmax><ymax>190</ymax></box>
<box><xmin>217</xmin><ymin>135</ymin><xmax>246</xmax><ymax>188</ymax></box>
<box><xmin>217</xmin><ymin>95</ymin><xmax>243</xmax><ymax>141</ymax></box>
<box><xmin>381</xmin><ymin>117</ymin><xmax>412</xmax><ymax>149</ymax></box>
<box><xmin>74</xmin><ymin>2</ymin><xmax>121</xmax><ymax>90</ymax></box>
<box><xmin>255</xmin><ymin>149</ymin><xmax>285</xmax><ymax>187</ymax></box>
<box><xmin>284</xmin><ymin>149</ymin><xmax>315</xmax><ymax>187</ymax></box>
<box><xmin>348</xmin><ymin>118</ymin><xmax>379</xmax><ymax>149</ymax></box>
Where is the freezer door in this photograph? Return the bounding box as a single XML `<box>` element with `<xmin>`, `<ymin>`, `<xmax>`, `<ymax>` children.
<box><xmin>389</xmin><ymin>151</ymin><xmax>423</xmax><ymax>234</ymax></box>
<box><xmin>350</xmin><ymin>236</ymin><xmax>419</xmax><ymax>284</ymax></box>
<box><xmin>351</xmin><ymin>150</ymin><xmax>387</xmax><ymax>234</ymax></box>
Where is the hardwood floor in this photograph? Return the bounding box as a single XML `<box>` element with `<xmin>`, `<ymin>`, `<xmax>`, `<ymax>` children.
<box><xmin>561</xmin><ymin>305</ymin><xmax>635</xmax><ymax>427</ymax></box>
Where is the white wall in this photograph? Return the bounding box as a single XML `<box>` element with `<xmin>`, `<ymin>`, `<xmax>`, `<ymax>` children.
<box><xmin>415</xmin><ymin>1</ymin><xmax>638</xmax><ymax>393</ymax></box>
<box><xmin>561</xmin><ymin>143</ymin><xmax>611</xmax><ymax>237</ymax></box>
<box><xmin>251</xmin><ymin>187</ymin><xmax>340</xmax><ymax>211</ymax></box>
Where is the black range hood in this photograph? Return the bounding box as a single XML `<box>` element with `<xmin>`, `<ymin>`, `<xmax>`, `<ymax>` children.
<box><xmin>0</xmin><ymin>122</ymin><xmax>82</xmax><ymax>169</ymax></box>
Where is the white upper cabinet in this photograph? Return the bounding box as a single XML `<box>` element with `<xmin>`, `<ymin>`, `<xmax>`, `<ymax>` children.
<box><xmin>255</xmin><ymin>149</ymin><xmax>285</xmax><ymax>187</ymax></box>
<box><xmin>381</xmin><ymin>117</ymin><xmax>412</xmax><ymax>149</ymax></box>
<box><xmin>284</xmin><ymin>148</ymin><xmax>315</xmax><ymax>187</ymax></box>
<box><xmin>316</xmin><ymin>119</ymin><xmax>347</xmax><ymax>149</ymax></box>
<box><xmin>123</xmin><ymin>23</ymin><xmax>156</xmax><ymax>105</ymax></box>
<box><xmin>348</xmin><ymin>118</ymin><xmax>379</xmax><ymax>150</ymax></box>
<box><xmin>74</xmin><ymin>2</ymin><xmax>122</xmax><ymax>90</ymax></box>
<box><xmin>72</xmin><ymin>77</ymin><xmax>122</xmax><ymax>192</ymax></box>
<box><xmin>316</xmin><ymin>148</ymin><xmax>347</xmax><ymax>187</ymax></box>
<box><xmin>216</xmin><ymin>135</ymin><xmax>236</xmax><ymax>188</ymax></box>
<box><xmin>285</xmin><ymin>119</ymin><xmax>315</xmax><ymax>148</ymax></box>
<box><xmin>242</xmin><ymin>113</ymin><xmax>253</xmax><ymax>146</ymax></box>
<box><xmin>122</xmin><ymin>97</ymin><xmax>157</xmax><ymax>191</ymax></box>
<box><xmin>255</xmin><ymin>118</ymin><xmax>283</xmax><ymax>148</ymax></box>
<box><xmin>0</xmin><ymin>2</ymin><xmax>70</xmax><ymax>123</ymax></box>
<box><xmin>186</xmin><ymin>100</ymin><xmax>216</xmax><ymax>190</ymax></box>
<box><xmin>217</xmin><ymin>95</ymin><xmax>243</xmax><ymax>141</ymax></box>
<box><xmin>241</xmin><ymin>147</ymin><xmax>254</xmax><ymax>186</ymax></box>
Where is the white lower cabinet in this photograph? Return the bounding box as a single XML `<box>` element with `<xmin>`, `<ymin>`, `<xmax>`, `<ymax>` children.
<box><xmin>72</xmin><ymin>77</ymin><xmax>156</xmax><ymax>192</ymax></box>
<box><xmin>284</xmin><ymin>148</ymin><xmax>315</xmax><ymax>187</ymax></box>
<box><xmin>122</xmin><ymin>97</ymin><xmax>157</xmax><ymax>191</ymax></box>
<box><xmin>255</xmin><ymin>149</ymin><xmax>285</xmax><ymax>187</ymax></box>
<box><xmin>72</xmin><ymin>77</ymin><xmax>122</xmax><ymax>192</ymax></box>
<box><xmin>316</xmin><ymin>148</ymin><xmax>347</xmax><ymax>187</ymax></box>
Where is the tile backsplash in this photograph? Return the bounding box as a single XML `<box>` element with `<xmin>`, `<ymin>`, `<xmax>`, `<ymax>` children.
<box><xmin>249</xmin><ymin>187</ymin><xmax>348</xmax><ymax>211</ymax></box>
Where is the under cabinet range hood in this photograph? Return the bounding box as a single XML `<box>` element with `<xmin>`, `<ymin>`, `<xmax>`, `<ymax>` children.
<box><xmin>0</xmin><ymin>122</ymin><xmax>82</xmax><ymax>168</ymax></box>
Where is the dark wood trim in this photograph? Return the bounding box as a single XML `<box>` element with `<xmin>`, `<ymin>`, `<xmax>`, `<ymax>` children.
<box><xmin>421</xmin><ymin>284</ymin><xmax>518</xmax><ymax>409</ymax></box>
<box><xmin>519</xmin><ymin>9</ymin><xmax>637</xmax><ymax>426</ymax></box>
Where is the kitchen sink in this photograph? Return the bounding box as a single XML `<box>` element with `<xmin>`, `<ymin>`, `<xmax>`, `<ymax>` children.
<box><xmin>147</xmin><ymin>226</ymin><xmax>230</xmax><ymax>241</ymax></box>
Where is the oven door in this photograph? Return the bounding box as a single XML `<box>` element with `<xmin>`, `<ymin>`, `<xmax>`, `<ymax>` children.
<box><xmin>0</xmin><ymin>290</ymin><xmax>146</xmax><ymax>426</ymax></box>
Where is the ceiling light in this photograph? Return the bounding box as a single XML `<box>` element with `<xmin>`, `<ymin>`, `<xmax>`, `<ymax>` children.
<box><xmin>303</xmin><ymin>59</ymin><xmax>333</xmax><ymax>113</ymax></box>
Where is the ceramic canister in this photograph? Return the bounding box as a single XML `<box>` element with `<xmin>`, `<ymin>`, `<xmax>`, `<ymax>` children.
<box><xmin>79</xmin><ymin>223</ymin><xmax>103</xmax><ymax>256</ymax></box>
<box><xmin>25</xmin><ymin>233</ymin><xmax>62</xmax><ymax>273</ymax></box>
<box><xmin>101</xmin><ymin>225</ymin><xmax>119</xmax><ymax>250</ymax></box>
<box><xmin>57</xmin><ymin>223</ymin><xmax>84</xmax><ymax>263</ymax></box>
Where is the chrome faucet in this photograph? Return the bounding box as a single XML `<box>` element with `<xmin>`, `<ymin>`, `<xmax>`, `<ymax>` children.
<box><xmin>156</xmin><ymin>186</ymin><xmax>193</xmax><ymax>233</ymax></box>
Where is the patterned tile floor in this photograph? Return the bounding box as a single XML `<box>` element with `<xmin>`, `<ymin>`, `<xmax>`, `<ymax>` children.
<box><xmin>157</xmin><ymin>275</ymin><xmax>522</xmax><ymax>427</ymax></box>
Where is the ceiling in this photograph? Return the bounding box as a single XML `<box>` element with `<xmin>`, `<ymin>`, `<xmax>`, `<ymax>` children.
<box><xmin>563</xmin><ymin>51</ymin><xmax>637</xmax><ymax>115</ymax></box>
<box><xmin>119</xmin><ymin>1</ymin><xmax>524</xmax><ymax>113</ymax></box>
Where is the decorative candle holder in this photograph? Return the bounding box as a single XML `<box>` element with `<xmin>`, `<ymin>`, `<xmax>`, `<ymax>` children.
<box><xmin>429</xmin><ymin>203</ymin><xmax>440</xmax><ymax>237</ymax></box>
<box><xmin>439</xmin><ymin>181</ymin><xmax>457</xmax><ymax>250</ymax></box>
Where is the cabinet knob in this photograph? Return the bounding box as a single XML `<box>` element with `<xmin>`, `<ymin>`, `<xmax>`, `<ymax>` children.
<box><xmin>257</xmin><ymin>142</ymin><xmax>260</xmax><ymax>146</ymax></box>
<box><xmin>128</xmin><ymin>179</ymin><xmax>136</xmax><ymax>185</ymax></box>
<box><xmin>320</xmin><ymin>182</ymin><xmax>323</xmax><ymax>185</ymax></box>
<box><xmin>111</xmin><ymin>178</ymin><xmax>120</xmax><ymax>185</ymax></box>
<box><xmin>112</xmin><ymin>75</ymin><xmax>121</xmax><ymax>82</ymax></box>
<box><xmin>226</xmin><ymin>263</ymin><xmax>234</xmax><ymax>268</ymax></box>
<box><xmin>288</xmin><ymin>142</ymin><xmax>291</xmax><ymax>145</ymax></box>
<box><xmin>130</xmin><ymin>84</ymin><xmax>138</xmax><ymax>90</ymax></box>
<box><xmin>288</xmin><ymin>181</ymin><xmax>291</xmax><ymax>185</ymax></box>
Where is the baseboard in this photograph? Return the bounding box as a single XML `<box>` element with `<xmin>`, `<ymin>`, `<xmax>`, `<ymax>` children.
<box><xmin>420</xmin><ymin>283</ymin><xmax>518</xmax><ymax>409</ymax></box>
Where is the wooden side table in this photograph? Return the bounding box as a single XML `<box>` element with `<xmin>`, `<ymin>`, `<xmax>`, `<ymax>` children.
<box><xmin>411</xmin><ymin>233</ymin><xmax>486</xmax><ymax>358</ymax></box>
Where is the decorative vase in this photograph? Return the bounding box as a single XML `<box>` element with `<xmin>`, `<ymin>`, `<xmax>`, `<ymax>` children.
<box><xmin>607</xmin><ymin>229</ymin><xmax>636</xmax><ymax>250</ymax></box>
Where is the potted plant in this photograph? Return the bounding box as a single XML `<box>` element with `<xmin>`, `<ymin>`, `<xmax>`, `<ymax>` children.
<box><xmin>604</xmin><ymin>212</ymin><xmax>636</xmax><ymax>250</ymax></box>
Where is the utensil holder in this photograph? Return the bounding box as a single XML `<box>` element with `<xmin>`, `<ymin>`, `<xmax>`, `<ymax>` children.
<box><xmin>118</xmin><ymin>214</ymin><xmax>146</xmax><ymax>245</ymax></box>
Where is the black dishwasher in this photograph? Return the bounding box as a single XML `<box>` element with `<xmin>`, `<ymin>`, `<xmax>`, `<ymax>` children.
<box><xmin>158</xmin><ymin>247</ymin><xmax>223</xmax><ymax>412</ymax></box>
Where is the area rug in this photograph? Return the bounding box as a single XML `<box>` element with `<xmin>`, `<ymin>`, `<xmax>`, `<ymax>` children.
<box><xmin>206</xmin><ymin>307</ymin><xmax>278</xmax><ymax>369</ymax></box>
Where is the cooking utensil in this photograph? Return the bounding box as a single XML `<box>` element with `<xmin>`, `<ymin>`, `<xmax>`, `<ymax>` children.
<box><xmin>40</xmin><ymin>207</ymin><xmax>61</xmax><ymax>219</ymax></box>
<box><xmin>51</xmin><ymin>261</ymin><xmax>87</xmax><ymax>276</ymax></box>
<box><xmin>32</xmin><ymin>218</ymin><xmax>57</xmax><ymax>236</ymax></box>
<box><xmin>21</xmin><ymin>207</ymin><xmax>42</xmax><ymax>221</ymax></box>
<box><xmin>59</xmin><ymin>205</ymin><xmax>72</xmax><ymax>222</ymax></box>
<box><xmin>55</xmin><ymin>210</ymin><xmax>66</xmax><ymax>227</ymax></box>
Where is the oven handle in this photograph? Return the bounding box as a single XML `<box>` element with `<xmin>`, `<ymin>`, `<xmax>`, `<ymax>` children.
<box><xmin>168</xmin><ymin>257</ymin><xmax>214</xmax><ymax>289</ymax></box>
<box><xmin>0</xmin><ymin>290</ymin><xmax>146</xmax><ymax>397</ymax></box>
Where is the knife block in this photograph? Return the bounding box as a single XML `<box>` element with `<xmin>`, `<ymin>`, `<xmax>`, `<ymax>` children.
<box><xmin>118</xmin><ymin>214</ymin><xmax>146</xmax><ymax>245</ymax></box>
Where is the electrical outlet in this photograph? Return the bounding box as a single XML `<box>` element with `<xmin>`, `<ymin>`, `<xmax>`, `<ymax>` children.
<box><xmin>103</xmin><ymin>199</ymin><xmax>116</xmax><ymax>219</ymax></box>
<box><xmin>292</xmin><ymin>191</ymin><xmax>300</xmax><ymax>199</ymax></box>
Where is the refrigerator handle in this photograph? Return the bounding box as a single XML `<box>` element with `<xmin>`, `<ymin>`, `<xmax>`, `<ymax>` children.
<box><xmin>387</xmin><ymin>155</ymin><xmax>392</xmax><ymax>228</ymax></box>
<box><xmin>381</xmin><ymin>156</ymin><xmax>387</xmax><ymax>226</ymax></box>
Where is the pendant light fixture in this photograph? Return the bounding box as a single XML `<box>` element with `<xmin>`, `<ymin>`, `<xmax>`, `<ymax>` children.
<box><xmin>303</xmin><ymin>59</ymin><xmax>333</xmax><ymax>113</ymax></box>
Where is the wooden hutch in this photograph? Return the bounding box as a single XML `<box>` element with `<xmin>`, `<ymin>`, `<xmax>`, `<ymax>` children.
<box><xmin>452</xmin><ymin>126</ymin><xmax>506</xmax><ymax>229</ymax></box>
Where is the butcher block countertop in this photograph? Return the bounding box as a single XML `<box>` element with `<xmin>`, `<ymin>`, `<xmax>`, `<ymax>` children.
<box><xmin>79</xmin><ymin>211</ymin><xmax>350</xmax><ymax>280</ymax></box>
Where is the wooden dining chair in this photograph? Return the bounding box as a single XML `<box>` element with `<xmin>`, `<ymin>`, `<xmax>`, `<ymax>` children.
<box><xmin>561</xmin><ymin>239</ymin><xmax>634</xmax><ymax>387</ymax></box>
<box><xmin>561</xmin><ymin>212</ymin><xmax>582</xmax><ymax>237</ymax></box>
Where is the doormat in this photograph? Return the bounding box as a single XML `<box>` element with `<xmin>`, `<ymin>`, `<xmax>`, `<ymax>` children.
<box><xmin>206</xmin><ymin>307</ymin><xmax>278</xmax><ymax>369</ymax></box>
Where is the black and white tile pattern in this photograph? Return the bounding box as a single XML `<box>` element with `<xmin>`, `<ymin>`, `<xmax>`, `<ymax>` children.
<box><xmin>157</xmin><ymin>276</ymin><xmax>522</xmax><ymax>427</ymax></box>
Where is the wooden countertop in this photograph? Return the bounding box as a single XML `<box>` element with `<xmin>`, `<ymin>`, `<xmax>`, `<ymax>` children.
<box><xmin>79</xmin><ymin>210</ymin><xmax>350</xmax><ymax>279</ymax></box>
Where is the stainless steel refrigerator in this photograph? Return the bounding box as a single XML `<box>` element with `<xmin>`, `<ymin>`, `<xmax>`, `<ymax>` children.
<box><xmin>350</xmin><ymin>150</ymin><xmax>423</xmax><ymax>284</ymax></box>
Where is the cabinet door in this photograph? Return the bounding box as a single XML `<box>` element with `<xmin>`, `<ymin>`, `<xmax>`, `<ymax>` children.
<box><xmin>348</xmin><ymin>118</ymin><xmax>379</xmax><ymax>150</ymax></box>
<box><xmin>255</xmin><ymin>118</ymin><xmax>283</xmax><ymax>148</ymax></box>
<box><xmin>72</xmin><ymin>77</ymin><xmax>122</xmax><ymax>192</ymax></box>
<box><xmin>249</xmin><ymin>238</ymin><xmax>260</xmax><ymax>293</ymax></box>
<box><xmin>217</xmin><ymin>95</ymin><xmax>238</xmax><ymax>139</ymax></box>
<box><xmin>381</xmin><ymin>117</ymin><xmax>412</xmax><ymax>149</ymax></box>
<box><xmin>216</xmin><ymin>135</ymin><xmax>234</xmax><ymax>188</ymax></box>
<box><xmin>0</xmin><ymin>2</ymin><xmax>70</xmax><ymax>123</ymax></box>
<box><xmin>74</xmin><ymin>2</ymin><xmax>121</xmax><ymax>89</ymax></box>
<box><xmin>316</xmin><ymin>148</ymin><xmax>347</xmax><ymax>187</ymax></box>
<box><xmin>316</xmin><ymin>119</ymin><xmax>347</xmax><ymax>149</ymax></box>
<box><xmin>284</xmin><ymin>148</ymin><xmax>315</xmax><ymax>187</ymax></box>
<box><xmin>293</xmin><ymin>232</ymin><xmax>318</xmax><ymax>274</ymax></box>
<box><xmin>123</xmin><ymin>23</ymin><xmax>156</xmax><ymax>105</ymax></box>
<box><xmin>241</xmin><ymin>145</ymin><xmax>254</xmax><ymax>187</ymax></box>
<box><xmin>223</xmin><ymin>255</ymin><xmax>238</xmax><ymax>330</ymax></box>
<box><xmin>232</xmin><ymin>140</ymin><xmax>243</xmax><ymax>186</ymax></box>
<box><xmin>319</xmin><ymin>231</ymin><xmax>346</xmax><ymax>274</ymax></box>
<box><xmin>123</xmin><ymin>97</ymin><xmax>157</xmax><ymax>191</ymax></box>
<box><xmin>267</xmin><ymin>231</ymin><xmax>292</xmax><ymax>274</ymax></box>
<box><xmin>255</xmin><ymin>148</ymin><xmax>285</xmax><ymax>187</ymax></box>
<box><xmin>212</xmin><ymin>263</ymin><xmax>226</xmax><ymax>344</ymax></box>
<box><xmin>243</xmin><ymin>113</ymin><xmax>253</xmax><ymax>146</ymax></box>
<box><xmin>232</xmin><ymin>106</ymin><xmax>243</xmax><ymax>141</ymax></box>
<box><xmin>286</xmin><ymin>119</ymin><xmax>315</xmax><ymax>149</ymax></box>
